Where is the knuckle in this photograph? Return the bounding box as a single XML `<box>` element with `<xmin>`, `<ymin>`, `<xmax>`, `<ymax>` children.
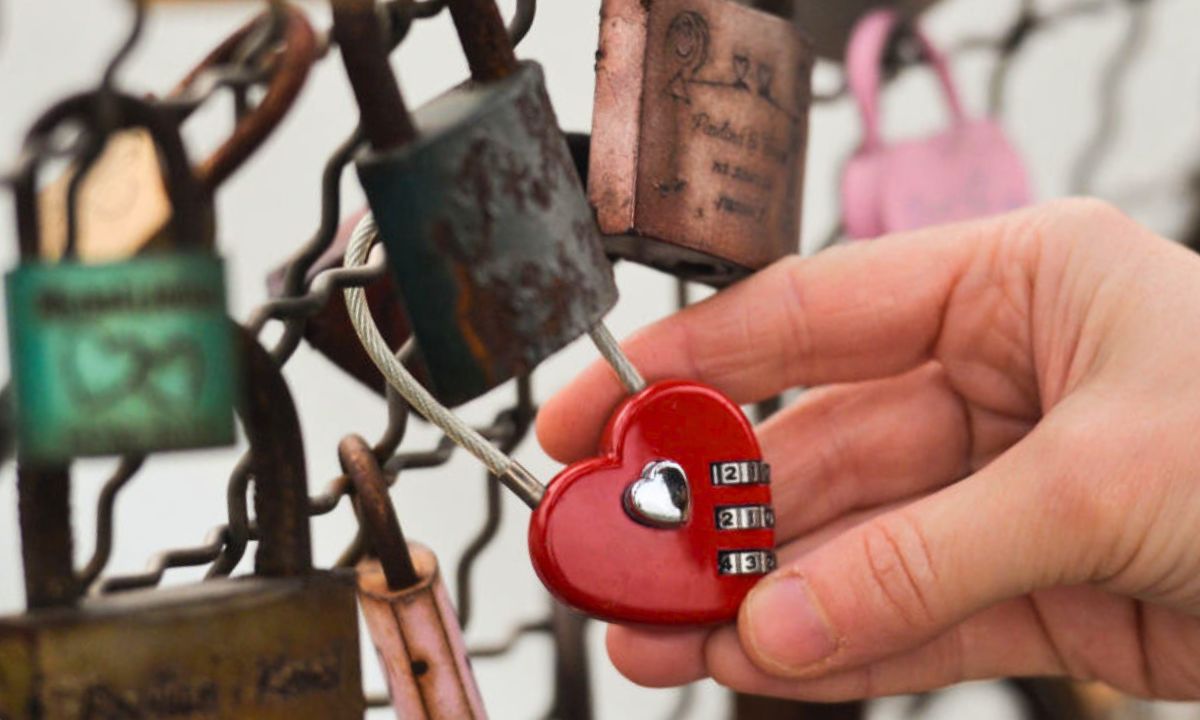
<box><xmin>858</xmin><ymin>513</ymin><xmax>941</xmax><ymax>631</ymax></box>
<box><xmin>1030</xmin><ymin>198</ymin><xmax>1142</xmax><ymax>254</ymax></box>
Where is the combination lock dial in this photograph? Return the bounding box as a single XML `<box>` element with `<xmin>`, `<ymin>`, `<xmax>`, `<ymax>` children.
<box><xmin>529</xmin><ymin>381</ymin><xmax>777</xmax><ymax>626</ymax></box>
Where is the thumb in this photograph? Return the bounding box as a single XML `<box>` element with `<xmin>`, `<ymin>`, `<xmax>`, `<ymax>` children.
<box><xmin>737</xmin><ymin>405</ymin><xmax>1109</xmax><ymax>678</ymax></box>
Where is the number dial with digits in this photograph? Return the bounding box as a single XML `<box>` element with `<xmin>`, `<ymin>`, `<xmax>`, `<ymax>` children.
<box><xmin>529</xmin><ymin>381</ymin><xmax>776</xmax><ymax>625</ymax></box>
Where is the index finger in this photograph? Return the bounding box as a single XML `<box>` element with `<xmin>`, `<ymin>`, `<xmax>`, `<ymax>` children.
<box><xmin>538</xmin><ymin>220</ymin><xmax>983</xmax><ymax>463</ymax></box>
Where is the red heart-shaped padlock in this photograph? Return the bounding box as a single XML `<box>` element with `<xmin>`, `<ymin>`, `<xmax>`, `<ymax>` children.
<box><xmin>529</xmin><ymin>381</ymin><xmax>776</xmax><ymax>625</ymax></box>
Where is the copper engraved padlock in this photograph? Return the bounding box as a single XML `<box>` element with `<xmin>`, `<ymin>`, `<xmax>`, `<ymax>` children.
<box><xmin>590</xmin><ymin>0</ymin><xmax>815</xmax><ymax>286</ymax></box>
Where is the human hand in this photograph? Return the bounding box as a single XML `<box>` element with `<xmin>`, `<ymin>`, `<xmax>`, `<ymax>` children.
<box><xmin>537</xmin><ymin>200</ymin><xmax>1200</xmax><ymax>701</ymax></box>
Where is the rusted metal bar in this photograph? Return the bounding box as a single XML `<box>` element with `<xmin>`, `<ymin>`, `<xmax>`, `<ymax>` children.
<box><xmin>17</xmin><ymin>464</ymin><xmax>78</xmax><ymax>610</ymax></box>
<box><xmin>329</xmin><ymin>0</ymin><xmax>417</xmax><ymax>151</ymax></box>
<box><xmin>447</xmin><ymin>0</ymin><xmax>518</xmax><ymax>82</ymax></box>
<box><xmin>341</xmin><ymin>433</ymin><xmax>419</xmax><ymax>589</ymax></box>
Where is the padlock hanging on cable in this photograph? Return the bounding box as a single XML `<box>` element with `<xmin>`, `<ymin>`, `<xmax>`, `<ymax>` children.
<box><xmin>589</xmin><ymin>0</ymin><xmax>815</xmax><ymax>287</ymax></box>
<box><xmin>340</xmin><ymin>435</ymin><xmax>488</xmax><ymax>720</ymax></box>
<box><xmin>5</xmin><ymin>91</ymin><xmax>237</xmax><ymax>463</ymax></box>
<box><xmin>330</xmin><ymin>0</ymin><xmax>618</xmax><ymax>408</ymax></box>
<box><xmin>343</xmin><ymin>215</ymin><xmax>777</xmax><ymax>627</ymax></box>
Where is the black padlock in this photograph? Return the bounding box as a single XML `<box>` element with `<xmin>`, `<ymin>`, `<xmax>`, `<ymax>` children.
<box><xmin>333</xmin><ymin>0</ymin><xmax>618</xmax><ymax>406</ymax></box>
<box><xmin>0</xmin><ymin>327</ymin><xmax>364</xmax><ymax>719</ymax></box>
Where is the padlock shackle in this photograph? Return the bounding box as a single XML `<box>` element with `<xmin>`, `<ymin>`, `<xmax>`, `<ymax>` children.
<box><xmin>170</xmin><ymin>2</ymin><xmax>317</xmax><ymax>190</ymax></box>
<box><xmin>448</xmin><ymin>0</ymin><xmax>519</xmax><ymax>82</ymax></box>
<box><xmin>13</xmin><ymin>91</ymin><xmax>210</xmax><ymax>261</ymax></box>
<box><xmin>236</xmin><ymin>325</ymin><xmax>314</xmax><ymax>577</ymax></box>
<box><xmin>339</xmin><ymin>434</ymin><xmax>419</xmax><ymax>591</ymax></box>
<box><xmin>330</xmin><ymin>0</ymin><xmax>418</xmax><ymax>152</ymax></box>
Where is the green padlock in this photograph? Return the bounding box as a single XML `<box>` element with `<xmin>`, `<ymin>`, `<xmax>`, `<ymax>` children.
<box><xmin>6</xmin><ymin>91</ymin><xmax>236</xmax><ymax>463</ymax></box>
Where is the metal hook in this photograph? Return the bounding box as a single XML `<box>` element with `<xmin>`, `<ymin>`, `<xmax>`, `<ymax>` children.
<box><xmin>341</xmin><ymin>434</ymin><xmax>419</xmax><ymax>590</ymax></box>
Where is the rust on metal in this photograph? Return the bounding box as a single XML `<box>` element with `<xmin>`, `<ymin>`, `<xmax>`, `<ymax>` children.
<box><xmin>174</xmin><ymin>3</ymin><xmax>318</xmax><ymax>190</ymax></box>
<box><xmin>357</xmin><ymin>545</ymin><xmax>487</xmax><ymax>719</ymax></box>
<box><xmin>357</xmin><ymin>62</ymin><xmax>617</xmax><ymax>406</ymax></box>
<box><xmin>330</xmin><ymin>0</ymin><xmax>418</xmax><ymax>152</ymax></box>
<box><xmin>237</xmin><ymin>324</ymin><xmax>313</xmax><ymax>578</ymax></box>
<box><xmin>17</xmin><ymin>464</ymin><xmax>78</xmax><ymax>610</ymax></box>
<box><xmin>339</xmin><ymin>434</ymin><xmax>419</xmax><ymax>590</ymax></box>
<box><xmin>589</xmin><ymin>0</ymin><xmax>815</xmax><ymax>285</ymax></box>
<box><xmin>448</xmin><ymin>0</ymin><xmax>518</xmax><ymax>82</ymax></box>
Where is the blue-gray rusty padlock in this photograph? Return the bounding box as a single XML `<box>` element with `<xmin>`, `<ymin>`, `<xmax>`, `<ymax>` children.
<box><xmin>331</xmin><ymin>0</ymin><xmax>618</xmax><ymax>407</ymax></box>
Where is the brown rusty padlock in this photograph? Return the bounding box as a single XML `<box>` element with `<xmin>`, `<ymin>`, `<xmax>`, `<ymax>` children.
<box><xmin>340</xmin><ymin>435</ymin><xmax>487</xmax><ymax>719</ymax></box>
<box><xmin>590</xmin><ymin>0</ymin><xmax>815</xmax><ymax>286</ymax></box>
<box><xmin>37</xmin><ymin>3</ymin><xmax>316</xmax><ymax>262</ymax></box>
<box><xmin>0</xmin><ymin>328</ymin><xmax>365</xmax><ymax>719</ymax></box>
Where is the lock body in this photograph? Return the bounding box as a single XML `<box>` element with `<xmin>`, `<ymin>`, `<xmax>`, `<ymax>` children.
<box><xmin>358</xmin><ymin>546</ymin><xmax>486</xmax><ymax>720</ymax></box>
<box><xmin>6</xmin><ymin>254</ymin><xmax>236</xmax><ymax>462</ymax></box>
<box><xmin>357</xmin><ymin>61</ymin><xmax>617</xmax><ymax>406</ymax></box>
<box><xmin>529</xmin><ymin>381</ymin><xmax>776</xmax><ymax>625</ymax></box>
<box><xmin>590</xmin><ymin>0</ymin><xmax>814</xmax><ymax>286</ymax></box>
<box><xmin>0</xmin><ymin>574</ymin><xmax>363</xmax><ymax>719</ymax></box>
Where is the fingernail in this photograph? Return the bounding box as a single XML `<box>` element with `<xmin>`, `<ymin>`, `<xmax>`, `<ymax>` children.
<box><xmin>743</xmin><ymin>574</ymin><xmax>838</xmax><ymax>674</ymax></box>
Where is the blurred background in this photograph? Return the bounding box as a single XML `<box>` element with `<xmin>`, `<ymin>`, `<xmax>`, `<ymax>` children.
<box><xmin>1</xmin><ymin>0</ymin><xmax>1200</xmax><ymax>717</ymax></box>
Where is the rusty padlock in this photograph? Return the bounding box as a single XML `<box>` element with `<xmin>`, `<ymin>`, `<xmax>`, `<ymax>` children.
<box><xmin>7</xmin><ymin>91</ymin><xmax>236</xmax><ymax>462</ymax></box>
<box><xmin>0</xmin><ymin>327</ymin><xmax>364</xmax><ymax>719</ymax></box>
<box><xmin>590</xmin><ymin>0</ymin><xmax>815</xmax><ymax>286</ymax></box>
<box><xmin>340</xmin><ymin>435</ymin><xmax>487</xmax><ymax>719</ymax></box>
<box><xmin>332</xmin><ymin>0</ymin><xmax>618</xmax><ymax>406</ymax></box>
<box><xmin>37</xmin><ymin>3</ymin><xmax>316</xmax><ymax>262</ymax></box>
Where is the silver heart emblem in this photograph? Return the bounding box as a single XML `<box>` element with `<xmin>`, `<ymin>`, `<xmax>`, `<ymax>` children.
<box><xmin>623</xmin><ymin>460</ymin><xmax>691</xmax><ymax>528</ymax></box>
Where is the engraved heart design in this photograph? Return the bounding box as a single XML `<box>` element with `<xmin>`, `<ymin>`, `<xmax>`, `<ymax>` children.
<box><xmin>624</xmin><ymin>460</ymin><xmax>691</xmax><ymax>528</ymax></box>
<box><xmin>62</xmin><ymin>331</ymin><xmax>206</xmax><ymax>412</ymax></box>
<box><xmin>528</xmin><ymin>381</ymin><xmax>775</xmax><ymax>625</ymax></box>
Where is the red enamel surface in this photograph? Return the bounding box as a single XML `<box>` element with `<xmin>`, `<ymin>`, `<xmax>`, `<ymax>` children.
<box><xmin>528</xmin><ymin>381</ymin><xmax>774</xmax><ymax>626</ymax></box>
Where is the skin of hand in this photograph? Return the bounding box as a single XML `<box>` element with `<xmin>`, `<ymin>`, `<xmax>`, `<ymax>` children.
<box><xmin>536</xmin><ymin>199</ymin><xmax>1200</xmax><ymax>701</ymax></box>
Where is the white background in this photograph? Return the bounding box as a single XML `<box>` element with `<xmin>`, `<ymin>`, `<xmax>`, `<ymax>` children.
<box><xmin>1</xmin><ymin>0</ymin><xmax>1200</xmax><ymax>718</ymax></box>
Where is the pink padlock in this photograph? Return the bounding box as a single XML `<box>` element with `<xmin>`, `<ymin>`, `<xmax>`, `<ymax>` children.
<box><xmin>840</xmin><ymin>10</ymin><xmax>1031</xmax><ymax>239</ymax></box>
